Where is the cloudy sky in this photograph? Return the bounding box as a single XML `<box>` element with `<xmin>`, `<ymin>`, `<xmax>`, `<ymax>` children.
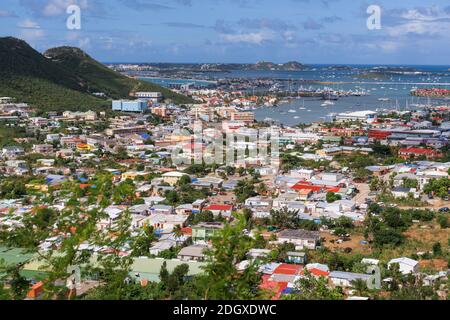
<box><xmin>1</xmin><ymin>0</ymin><xmax>450</xmax><ymax>64</ymax></box>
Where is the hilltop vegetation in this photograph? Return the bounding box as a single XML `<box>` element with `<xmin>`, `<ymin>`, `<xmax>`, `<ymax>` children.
<box><xmin>44</xmin><ymin>46</ymin><xmax>194</xmax><ymax>103</ymax></box>
<box><xmin>0</xmin><ymin>37</ymin><xmax>194</xmax><ymax>112</ymax></box>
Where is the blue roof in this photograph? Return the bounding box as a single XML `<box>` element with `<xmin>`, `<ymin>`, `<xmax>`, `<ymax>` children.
<box><xmin>282</xmin><ymin>288</ymin><xmax>296</xmax><ymax>294</ymax></box>
<box><xmin>140</xmin><ymin>133</ymin><xmax>151</xmax><ymax>140</ymax></box>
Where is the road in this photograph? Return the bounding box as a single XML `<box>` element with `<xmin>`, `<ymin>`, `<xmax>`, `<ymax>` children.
<box><xmin>352</xmin><ymin>183</ymin><xmax>370</xmax><ymax>205</ymax></box>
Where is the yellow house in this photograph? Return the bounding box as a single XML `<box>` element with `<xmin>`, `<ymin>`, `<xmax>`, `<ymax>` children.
<box><xmin>121</xmin><ymin>171</ymin><xmax>148</xmax><ymax>181</ymax></box>
<box><xmin>162</xmin><ymin>171</ymin><xmax>188</xmax><ymax>186</ymax></box>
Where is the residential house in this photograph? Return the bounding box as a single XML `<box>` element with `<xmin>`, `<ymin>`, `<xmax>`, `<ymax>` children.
<box><xmin>150</xmin><ymin>205</ymin><xmax>174</xmax><ymax>215</ymax></box>
<box><xmin>175</xmin><ymin>204</ymin><xmax>193</xmax><ymax>215</ymax></box>
<box><xmin>192</xmin><ymin>199</ymin><xmax>207</xmax><ymax>214</ymax></box>
<box><xmin>33</xmin><ymin>144</ymin><xmax>54</xmax><ymax>154</ymax></box>
<box><xmin>245</xmin><ymin>197</ymin><xmax>273</xmax><ymax>208</ymax></box>
<box><xmin>391</xmin><ymin>187</ymin><xmax>420</xmax><ymax>199</ymax></box>
<box><xmin>192</xmin><ymin>222</ymin><xmax>224</xmax><ymax>245</ymax></box>
<box><xmin>388</xmin><ymin>257</ymin><xmax>419</xmax><ymax>275</ymax></box>
<box><xmin>286</xmin><ymin>252</ymin><xmax>307</xmax><ymax>264</ymax></box>
<box><xmin>277</xmin><ymin>229</ymin><xmax>321</xmax><ymax>250</ymax></box>
<box><xmin>177</xmin><ymin>244</ymin><xmax>208</xmax><ymax>262</ymax></box>
<box><xmin>399</xmin><ymin>147</ymin><xmax>443</xmax><ymax>160</ymax></box>
<box><xmin>329</xmin><ymin>271</ymin><xmax>371</xmax><ymax>288</ymax></box>
<box><xmin>203</xmin><ymin>204</ymin><xmax>233</xmax><ymax>218</ymax></box>
<box><xmin>2</xmin><ymin>146</ymin><xmax>24</xmax><ymax>159</ymax></box>
<box><xmin>146</xmin><ymin>214</ymin><xmax>188</xmax><ymax>233</ymax></box>
<box><xmin>191</xmin><ymin>177</ymin><xmax>223</xmax><ymax>190</ymax></box>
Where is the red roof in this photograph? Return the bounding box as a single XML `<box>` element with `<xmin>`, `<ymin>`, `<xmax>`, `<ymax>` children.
<box><xmin>204</xmin><ymin>204</ymin><xmax>233</xmax><ymax>211</ymax></box>
<box><xmin>181</xmin><ymin>227</ymin><xmax>192</xmax><ymax>235</ymax></box>
<box><xmin>292</xmin><ymin>183</ymin><xmax>322</xmax><ymax>192</ymax></box>
<box><xmin>260</xmin><ymin>275</ymin><xmax>288</xmax><ymax>300</ymax></box>
<box><xmin>292</xmin><ymin>183</ymin><xmax>340</xmax><ymax>193</ymax></box>
<box><xmin>399</xmin><ymin>147</ymin><xmax>437</xmax><ymax>155</ymax></box>
<box><xmin>274</xmin><ymin>264</ymin><xmax>303</xmax><ymax>275</ymax></box>
<box><xmin>307</xmin><ymin>268</ymin><xmax>330</xmax><ymax>277</ymax></box>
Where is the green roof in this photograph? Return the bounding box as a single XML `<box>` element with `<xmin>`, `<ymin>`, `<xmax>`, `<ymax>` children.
<box><xmin>1</xmin><ymin>247</ymin><xmax>206</xmax><ymax>282</ymax></box>
<box><xmin>0</xmin><ymin>246</ymin><xmax>34</xmax><ymax>265</ymax></box>
<box><xmin>130</xmin><ymin>257</ymin><xmax>206</xmax><ymax>282</ymax></box>
<box><xmin>131</xmin><ymin>258</ymin><xmax>206</xmax><ymax>276</ymax></box>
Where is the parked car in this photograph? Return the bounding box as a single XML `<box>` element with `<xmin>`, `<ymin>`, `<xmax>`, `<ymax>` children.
<box><xmin>438</xmin><ymin>207</ymin><xmax>449</xmax><ymax>213</ymax></box>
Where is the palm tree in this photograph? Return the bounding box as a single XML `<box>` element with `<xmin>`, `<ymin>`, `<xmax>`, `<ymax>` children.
<box><xmin>270</xmin><ymin>207</ymin><xmax>300</xmax><ymax>229</ymax></box>
<box><xmin>257</xmin><ymin>183</ymin><xmax>268</xmax><ymax>195</ymax></box>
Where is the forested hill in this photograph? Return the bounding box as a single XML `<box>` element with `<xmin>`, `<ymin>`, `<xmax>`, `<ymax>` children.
<box><xmin>0</xmin><ymin>37</ymin><xmax>194</xmax><ymax>112</ymax></box>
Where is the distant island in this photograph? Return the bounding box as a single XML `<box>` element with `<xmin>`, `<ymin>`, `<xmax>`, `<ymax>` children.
<box><xmin>109</xmin><ymin>61</ymin><xmax>309</xmax><ymax>73</ymax></box>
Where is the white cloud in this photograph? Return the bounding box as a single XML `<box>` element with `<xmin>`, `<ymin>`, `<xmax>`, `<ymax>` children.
<box><xmin>386</xmin><ymin>6</ymin><xmax>450</xmax><ymax>37</ymax></box>
<box><xmin>18</xmin><ymin>19</ymin><xmax>41</xmax><ymax>29</ymax></box>
<box><xmin>18</xmin><ymin>19</ymin><xmax>45</xmax><ymax>41</ymax></box>
<box><xmin>221</xmin><ymin>31</ymin><xmax>274</xmax><ymax>44</ymax></box>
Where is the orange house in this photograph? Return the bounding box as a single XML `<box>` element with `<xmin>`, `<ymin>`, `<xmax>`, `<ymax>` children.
<box><xmin>27</xmin><ymin>282</ymin><xmax>44</xmax><ymax>299</ymax></box>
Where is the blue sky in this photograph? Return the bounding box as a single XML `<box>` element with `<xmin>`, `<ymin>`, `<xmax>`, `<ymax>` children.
<box><xmin>1</xmin><ymin>0</ymin><xmax>450</xmax><ymax>64</ymax></box>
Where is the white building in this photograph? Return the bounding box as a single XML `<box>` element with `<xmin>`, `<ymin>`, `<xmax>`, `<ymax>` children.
<box><xmin>277</xmin><ymin>229</ymin><xmax>321</xmax><ymax>250</ymax></box>
<box><xmin>135</xmin><ymin>92</ymin><xmax>162</xmax><ymax>103</ymax></box>
<box><xmin>388</xmin><ymin>257</ymin><xmax>419</xmax><ymax>275</ymax></box>
<box><xmin>333</xmin><ymin>110</ymin><xmax>378</xmax><ymax>123</ymax></box>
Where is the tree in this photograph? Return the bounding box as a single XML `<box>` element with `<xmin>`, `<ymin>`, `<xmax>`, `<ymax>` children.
<box><xmin>115</xmin><ymin>146</ymin><xmax>129</xmax><ymax>160</ymax></box>
<box><xmin>234</xmin><ymin>179</ymin><xmax>257</xmax><ymax>203</ymax></box>
<box><xmin>0</xmin><ymin>262</ymin><xmax>30</xmax><ymax>300</ymax></box>
<box><xmin>191</xmin><ymin>210</ymin><xmax>214</xmax><ymax>225</ymax></box>
<box><xmin>164</xmin><ymin>264</ymin><xmax>190</xmax><ymax>299</ymax></box>
<box><xmin>189</xmin><ymin>215</ymin><xmax>262</xmax><ymax>300</ymax></box>
<box><xmin>225</xmin><ymin>166</ymin><xmax>236</xmax><ymax>176</ymax></box>
<box><xmin>178</xmin><ymin>175</ymin><xmax>191</xmax><ymax>186</ymax></box>
<box><xmin>287</xmin><ymin>270</ymin><xmax>344</xmax><ymax>300</ymax></box>
<box><xmin>351</xmin><ymin>278</ymin><xmax>369</xmax><ymax>297</ymax></box>
<box><xmin>326</xmin><ymin>192</ymin><xmax>341</xmax><ymax>203</ymax></box>
<box><xmin>373</xmin><ymin>228</ymin><xmax>404</xmax><ymax>247</ymax></box>
<box><xmin>237</xmin><ymin>167</ymin><xmax>246</xmax><ymax>177</ymax></box>
<box><xmin>132</xmin><ymin>225</ymin><xmax>156</xmax><ymax>257</ymax></box>
<box><xmin>402</xmin><ymin>178</ymin><xmax>418</xmax><ymax>189</ymax></box>
<box><xmin>257</xmin><ymin>183</ymin><xmax>268</xmax><ymax>195</ymax></box>
<box><xmin>370</xmin><ymin>177</ymin><xmax>381</xmax><ymax>192</ymax></box>
<box><xmin>432</xmin><ymin>242</ymin><xmax>442</xmax><ymax>257</ymax></box>
<box><xmin>437</xmin><ymin>215</ymin><xmax>449</xmax><ymax>229</ymax></box>
<box><xmin>270</xmin><ymin>242</ymin><xmax>296</xmax><ymax>263</ymax></box>
<box><xmin>270</xmin><ymin>207</ymin><xmax>304</xmax><ymax>229</ymax></box>
<box><xmin>159</xmin><ymin>261</ymin><xmax>170</xmax><ymax>288</ymax></box>
<box><xmin>423</xmin><ymin>178</ymin><xmax>450</xmax><ymax>199</ymax></box>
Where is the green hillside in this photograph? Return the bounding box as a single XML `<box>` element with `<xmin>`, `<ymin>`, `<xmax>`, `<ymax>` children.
<box><xmin>44</xmin><ymin>46</ymin><xmax>194</xmax><ymax>103</ymax></box>
<box><xmin>0</xmin><ymin>37</ymin><xmax>194</xmax><ymax>112</ymax></box>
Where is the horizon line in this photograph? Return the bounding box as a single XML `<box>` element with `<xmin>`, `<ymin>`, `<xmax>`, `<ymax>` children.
<box><xmin>101</xmin><ymin>62</ymin><xmax>450</xmax><ymax>67</ymax></box>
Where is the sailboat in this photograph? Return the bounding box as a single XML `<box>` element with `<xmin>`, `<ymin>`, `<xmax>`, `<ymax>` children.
<box><xmin>299</xmin><ymin>100</ymin><xmax>306</xmax><ymax>110</ymax></box>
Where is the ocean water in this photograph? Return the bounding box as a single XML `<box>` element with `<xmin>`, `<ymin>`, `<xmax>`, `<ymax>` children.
<box><xmin>143</xmin><ymin>64</ymin><xmax>450</xmax><ymax>125</ymax></box>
